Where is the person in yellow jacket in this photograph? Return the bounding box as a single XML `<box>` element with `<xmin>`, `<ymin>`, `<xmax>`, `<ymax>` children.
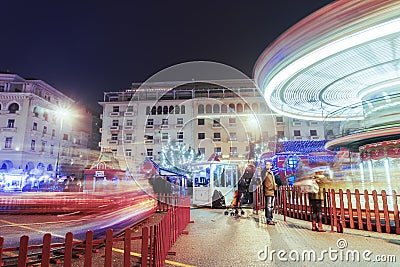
<box><xmin>262</xmin><ymin>161</ymin><xmax>277</xmax><ymax>225</ymax></box>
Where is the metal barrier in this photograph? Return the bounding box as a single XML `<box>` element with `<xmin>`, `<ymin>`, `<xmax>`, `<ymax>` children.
<box><xmin>263</xmin><ymin>186</ymin><xmax>400</xmax><ymax>235</ymax></box>
<box><xmin>0</xmin><ymin>195</ymin><xmax>191</xmax><ymax>267</ymax></box>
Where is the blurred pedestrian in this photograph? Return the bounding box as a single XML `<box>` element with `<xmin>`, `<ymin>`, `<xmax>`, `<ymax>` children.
<box><xmin>309</xmin><ymin>171</ymin><xmax>329</xmax><ymax>232</ymax></box>
<box><xmin>262</xmin><ymin>161</ymin><xmax>277</xmax><ymax>225</ymax></box>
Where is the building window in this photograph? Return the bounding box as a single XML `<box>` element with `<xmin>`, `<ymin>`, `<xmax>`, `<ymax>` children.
<box><xmin>213</xmin><ymin>119</ymin><xmax>221</xmax><ymax>127</ymax></box>
<box><xmin>31</xmin><ymin>140</ymin><xmax>36</xmax><ymax>151</ymax></box>
<box><xmin>43</xmin><ymin>126</ymin><xmax>47</xmax><ymax>134</ymax></box>
<box><xmin>157</xmin><ymin>106</ymin><xmax>162</xmax><ymax>115</ymax></box>
<box><xmin>126</xmin><ymin>133</ymin><xmax>132</xmax><ymax>140</ymax></box>
<box><xmin>277</xmin><ymin>131</ymin><xmax>285</xmax><ymax>139</ymax></box>
<box><xmin>169</xmin><ymin>105</ymin><xmax>174</xmax><ymax>114</ymax></box>
<box><xmin>230</xmin><ymin>147</ymin><xmax>238</xmax><ymax>155</ymax></box>
<box><xmin>5</xmin><ymin>137</ymin><xmax>12</xmax><ymax>149</ymax></box>
<box><xmin>198</xmin><ymin>119</ymin><xmax>205</xmax><ymax>125</ymax></box>
<box><xmin>33</xmin><ymin>122</ymin><xmax>38</xmax><ymax>131</ymax></box>
<box><xmin>174</xmin><ymin>105</ymin><xmax>180</xmax><ymax>114</ymax></box>
<box><xmin>43</xmin><ymin>112</ymin><xmax>49</xmax><ymax>121</ymax></box>
<box><xmin>126</xmin><ymin>106</ymin><xmax>134</xmax><ymax>112</ymax></box>
<box><xmin>276</xmin><ymin>117</ymin><xmax>283</xmax><ymax>123</ymax></box>
<box><xmin>111</xmin><ymin>134</ymin><xmax>118</xmax><ymax>141</ymax></box>
<box><xmin>213</xmin><ymin>132</ymin><xmax>221</xmax><ymax>141</ymax></box>
<box><xmin>52</xmin><ymin>129</ymin><xmax>56</xmax><ymax>137</ymax></box>
<box><xmin>112</xmin><ymin>106</ymin><xmax>119</xmax><ymax>112</ymax></box>
<box><xmin>213</xmin><ymin>104</ymin><xmax>220</xmax><ymax>113</ymax></box>
<box><xmin>163</xmin><ymin>106</ymin><xmax>168</xmax><ymax>115</ymax></box>
<box><xmin>206</xmin><ymin>104</ymin><xmax>212</xmax><ymax>113</ymax></box>
<box><xmin>63</xmin><ymin>134</ymin><xmax>68</xmax><ymax>141</ymax></box>
<box><xmin>294</xmin><ymin>130</ymin><xmax>301</xmax><ymax>136</ymax></box>
<box><xmin>228</xmin><ymin>103</ymin><xmax>235</xmax><ymax>113</ymax></box>
<box><xmin>310</xmin><ymin>130</ymin><xmax>317</xmax><ymax>136</ymax></box>
<box><xmin>198</xmin><ymin>104</ymin><xmax>204</xmax><ymax>114</ymax></box>
<box><xmin>146</xmin><ymin>106</ymin><xmax>151</xmax><ymax>115</ymax></box>
<box><xmin>162</xmin><ymin>118</ymin><xmax>168</xmax><ymax>125</ymax></box>
<box><xmin>229</xmin><ymin>118</ymin><xmax>236</xmax><ymax>124</ymax></box>
<box><xmin>177</xmin><ymin>132</ymin><xmax>183</xmax><ymax>140</ymax></box>
<box><xmin>125</xmin><ymin>149</ymin><xmax>132</xmax><ymax>157</ymax></box>
<box><xmin>177</xmin><ymin>118</ymin><xmax>183</xmax><ymax>125</ymax></box>
<box><xmin>162</xmin><ymin>132</ymin><xmax>169</xmax><ymax>141</ymax></box>
<box><xmin>230</xmin><ymin>132</ymin><xmax>237</xmax><ymax>141</ymax></box>
<box><xmin>147</xmin><ymin>149</ymin><xmax>153</xmax><ymax>157</ymax></box>
<box><xmin>126</xmin><ymin>119</ymin><xmax>133</xmax><ymax>126</ymax></box>
<box><xmin>41</xmin><ymin>141</ymin><xmax>46</xmax><ymax>152</ymax></box>
<box><xmin>214</xmin><ymin>147</ymin><xmax>222</xmax><ymax>155</ymax></box>
<box><xmin>112</xmin><ymin>120</ymin><xmax>119</xmax><ymax>126</ymax></box>
<box><xmin>221</xmin><ymin>104</ymin><xmax>228</xmax><ymax>113</ymax></box>
<box><xmin>50</xmin><ymin>144</ymin><xmax>54</xmax><ymax>155</ymax></box>
<box><xmin>146</xmin><ymin>119</ymin><xmax>154</xmax><ymax>128</ymax></box>
<box><xmin>7</xmin><ymin>119</ymin><xmax>15</xmax><ymax>128</ymax></box>
<box><xmin>198</xmin><ymin>133</ymin><xmax>205</xmax><ymax>139</ymax></box>
<box><xmin>8</xmin><ymin>103</ymin><xmax>19</xmax><ymax>113</ymax></box>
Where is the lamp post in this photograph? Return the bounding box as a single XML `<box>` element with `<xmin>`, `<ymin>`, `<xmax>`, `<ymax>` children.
<box><xmin>55</xmin><ymin>109</ymin><xmax>68</xmax><ymax>178</ymax></box>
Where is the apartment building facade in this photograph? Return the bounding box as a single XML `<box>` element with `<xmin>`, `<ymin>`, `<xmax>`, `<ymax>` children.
<box><xmin>99</xmin><ymin>80</ymin><xmax>332</xmax><ymax>173</ymax></box>
<box><xmin>0</xmin><ymin>73</ymin><xmax>97</xmax><ymax>179</ymax></box>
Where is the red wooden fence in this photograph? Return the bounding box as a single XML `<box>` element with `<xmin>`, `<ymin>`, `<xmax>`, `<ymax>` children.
<box><xmin>254</xmin><ymin>186</ymin><xmax>400</xmax><ymax>235</ymax></box>
<box><xmin>0</xmin><ymin>195</ymin><xmax>191</xmax><ymax>267</ymax></box>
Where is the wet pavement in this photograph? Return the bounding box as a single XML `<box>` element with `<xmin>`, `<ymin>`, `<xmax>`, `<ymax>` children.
<box><xmin>165</xmin><ymin>207</ymin><xmax>400</xmax><ymax>267</ymax></box>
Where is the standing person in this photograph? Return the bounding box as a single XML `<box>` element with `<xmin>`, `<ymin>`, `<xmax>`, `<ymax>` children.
<box><xmin>262</xmin><ymin>161</ymin><xmax>277</xmax><ymax>225</ymax></box>
<box><xmin>309</xmin><ymin>171</ymin><xmax>328</xmax><ymax>232</ymax></box>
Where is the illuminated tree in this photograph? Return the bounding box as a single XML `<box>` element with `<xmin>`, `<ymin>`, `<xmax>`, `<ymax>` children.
<box><xmin>159</xmin><ymin>140</ymin><xmax>204</xmax><ymax>174</ymax></box>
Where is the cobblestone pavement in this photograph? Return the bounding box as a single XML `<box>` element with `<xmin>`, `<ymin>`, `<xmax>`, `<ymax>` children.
<box><xmin>165</xmin><ymin>208</ymin><xmax>400</xmax><ymax>267</ymax></box>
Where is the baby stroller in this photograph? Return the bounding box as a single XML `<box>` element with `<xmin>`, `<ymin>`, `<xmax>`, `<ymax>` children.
<box><xmin>224</xmin><ymin>189</ymin><xmax>245</xmax><ymax>216</ymax></box>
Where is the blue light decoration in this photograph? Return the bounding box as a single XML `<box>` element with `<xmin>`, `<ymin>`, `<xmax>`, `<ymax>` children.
<box><xmin>262</xmin><ymin>140</ymin><xmax>336</xmax><ymax>184</ymax></box>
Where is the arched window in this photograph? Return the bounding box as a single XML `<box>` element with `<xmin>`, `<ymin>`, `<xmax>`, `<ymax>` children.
<box><xmin>157</xmin><ymin>106</ymin><xmax>162</xmax><ymax>115</ymax></box>
<box><xmin>252</xmin><ymin>103</ymin><xmax>258</xmax><ymax>113</ymax></box>
<box><xmin>146</xmin><ymin>106</ymin><xmax>151</xmax><ymax>115</ymax></box>
<box><xmin>229</xmin><ymin>103</ymin><xmax>235</xmax><ymax>113</ymax></box>
<box><xmin>206</xmin><ymin>104</ymin><xmax>212</xmax><ymax>113</ymax></box>
<box><xmin>163</xmin><ymin>106</ymin><xmax>168</xmax><ymax>114</ymax></box>
<box><xmin>0</xmin><ymin>103</ymin><xmax>2</xmax><ymax>110</ymax></box>
<box><xmin>237</xmin><ymin>103</ymin><xmax>243</xmax><ymax>113</ymax></box>
<box><xmin>47</xmin><ymin>164</ymin><xmax>53</xmax><ymax>171</ymax></box>
<box><xmin>198</xmin><ymin>104</ymin><xmax>204</xmax><ymax>114</ymax></box>
<box><xmin>43</xmin><ymin>112</ymin><xmax>49</xmax><ymax>121</ymax></box>
<box><xmin>244</xmin><ymin>103</ymin><xmax>250</xmax><ymax>113</ymax></box>
<box><xmin>221</xmin><ymin>104</ymin><xmax>227</xmax><ymax>113</ymax></box>
<box><xmin>175</xmin><ymin>105</ymin><xmax>180</xmax><ymax>114</ymax></box>
<box><xmin>213</xmin><ymin>104</ymin><xmax>220</xmax><ymax>113</ymax></box>
<box><xmin>9</xmin><ymin>103</ymin><xmax>20</xmax><ymax>113</ymax></box>
<box><xmin>169</xmin><ymin>105</ymin><xmax>174</xmax><ymax>114</ymax></box>
<box><xmin>151</xmin><ymin>106</ymin><xmax>156</xmax><ymax>115</ymax></box>
<box><xmin>181</xmin><ymin>105</ymin><xmax>185</xmax><ymax>114</ymax></box>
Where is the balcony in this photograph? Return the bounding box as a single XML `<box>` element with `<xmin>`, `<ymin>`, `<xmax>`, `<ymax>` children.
<box><xmin>124</xmin><ymin>112</ymin><xmax>134</xmax><ymax>116</ymax></box>
<box><xmin>160</xmin><ymin>125</ymin><xmax>169</xmax><ymax>129</ymax></box>
<box><xmin>110</xmin><ymin>126</ymin><xmax>120</xmax><ymax>131</ymax></box>
<box><xmin>108</xmin><ymin>140</ymin><xmax>119</xmax><ymax>145</ymax></box>
<box><xmin>124</xmin><ymin>126</ymin><xmax>134</xmax><ymax>130</ymax></box>
<box><xmin>293</xmin><ymin>122</ymin><xmax>302</xmax><ymax>126</ymax></box>
<box><xmin>310</xmin><ymin>136</ymin><xmax>320</xmax><ymax>140</ymax></box>
<box><xmin>213</xmin><ymin>138</ymin><xmax>221</xmax><ymax>142</ymax></box>
<box><xmin>109</xmin><ymin>112</ymin><xmax>120</xmax><ymax>116</ymax></box>
<box><xmin>1</xmin><ymin>127</ymin><xmax>17</xmax><ymax>132</ymax></box>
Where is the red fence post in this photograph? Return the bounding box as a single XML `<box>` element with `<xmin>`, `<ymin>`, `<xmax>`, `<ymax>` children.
<box><xmin>104</xmin><ymin>229</ymin><xmax>113</xmax><ymax>267</ymax></box>
<box><xmin>393</xmin><ymin>190</ymin><xmax>400</xmax><ymax>235</ymax></box>
<box><xmin>64</xmin><ymin>232</ymin><xmax>74</xmax><ymax>267</ymax></box>
<box><xmin>372</xmin><ymin>190</ymin><xmax>382</xmax><ymax>233</ymax></box>
<box><xmin>141</xmin><ymin>227</ymin><xmax>149</xmax><ymax>267</ymax></box>
<box><xmin>41</xmin><ymin>233</ymin><xmax>52</xmax><ymax>267</ymax></box>
<box><xmin>0</xmin><ymin>236</ymin><xmax>4</xmax><ymax>267</ymax></box>
<box><xmin>84</xmin><ymin>230</ymin><xmax>94</xmax><ymax>267</ymax></box>
<box><xmin>355</xmin><ymin>189</ymin><xmax>363</xmax><ymax>230</ymax></box>
<box><xmin>124</xmin><ymin>228</ymin><xmax>132</xmax><ymax>267</ymax></box>
<box><xmin>346</xmin><ymin>189</ymin><xmax>354</xmax><ymax>229</ymax></box>
<box><xmin>17</xmin><ymin>235</ymin><xmax>28</xmax><ymax>267</ymax></box>
<box><xmin>364</xmin><ymin>190</ymin><xmax>372</xmax><ymax>231</ymax></box>
<box><xmin>381</xmin><ymin>190</ymin><xmax>391</xmax><ymax>233</ymax></box>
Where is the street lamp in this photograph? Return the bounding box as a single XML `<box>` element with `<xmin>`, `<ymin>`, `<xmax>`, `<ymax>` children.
<box><xmin>55</xmin><ymin>108</ymin><xmax>69</xmax><ymax>178</ymax></box>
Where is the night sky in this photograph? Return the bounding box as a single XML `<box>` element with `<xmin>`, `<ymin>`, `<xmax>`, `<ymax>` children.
<box><xmin>1</xmin><ymin>0</ymin><xmax>334</xmax><ymax>112</ymax></box>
